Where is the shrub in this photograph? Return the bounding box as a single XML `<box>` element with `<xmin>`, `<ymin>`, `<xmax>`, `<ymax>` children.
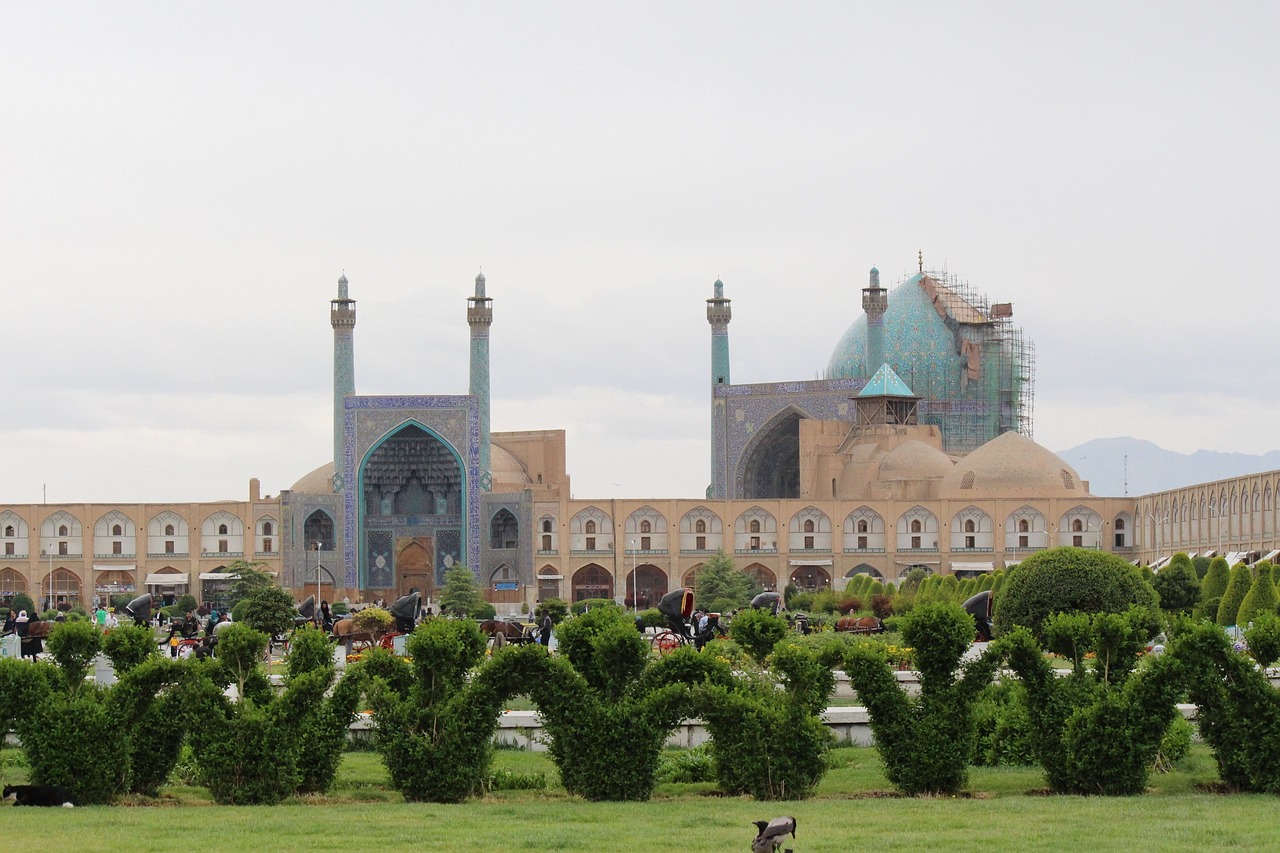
<box><xmin>286</xmin><ymin>625</ymin><xmax>364</xmax><ymax>795</ymax></box>
<box><xmin>1154</xmin><ymin>714</ymin><xmax>1194</xmax><ymax>773</ymax></box>
<box><xmin>693</xmin><ymin>551</ymin><xmax>761</xmax><ymax>612</ymax></box>
<box><xmin>352</xmin><ymin>606</ymin><xmax>394</xmax><ymax>635</ymax></box>
<box><xmin>655</xmin><ymin>745</ymin><xmax>716</xmax><ymax>784</ymax></box>
<box><xmin>697</xmin><ymin>644</ymin><xmax>835</xmax><ymax>799</ymax></box>
<box><xmin>570</xmin><ymin>597</ymin><xmax>621</xmax><ymax>615</ymax></box>
<box><xmin>1236</xmin><ymin>562</ymin><xmax>1278</xmax><ymax>626</ymax></box>
<box><xmin>869</xmin><ymin>593</ymin><xmax>893</xmax><ymax>619</ymax></box>
<box><xmin>634</xmin><ymin>608</ymin><xmax>665</xmax><ymax>629</ymax></box>
<box><xmin>20</xmin><ymin>691</ymin><xmax>130</xmax><ymax>804</ymax></box>
<box><xmin>529</xmin><ymin>610</ymin><xmax>732</xmax><ymax>801</ymax></box>
<box><xmin>486</xmin><ymin>767</ymin><xmax>547</xmax><ymax>791</ymax></box>
<box><xmin>9</xmin><ymin>593</ymin><xmax>35</xmax><ymax>617</ymax></box>
<box><xmin>102</xmin><ymin>623</ymin><xmax>159</xmax><ymax>674</ymax></box>
<box><xmin>728</xmin><ymin>608</ymin><xmax>789</xmax><ymax>664</ymax></box>
<box><xmin>1200</xmin><ymin>557</ymin><xmax>1230</xmax><ymax>601</ymax></box>
<box><xmin>45</xmin><ymin>620</ymin><xmax>102</xmax><ymax>693</ymax></box>
<box><xmin>534</xmin><ymin>598</ymin><xmax>568</xmax><ymax>626</ymax></box>
<box><xmin>1168</xmin><ymin>620</ymin><xmax>1280</xmax><ymax>791</ymax></box>
<box><xmin>175</xmin><ymin>593</ymin><xmax>198</xmax><ymax>614</ymax></box>
<box><xmin>844</xmin><ymin>603</ymin><xmax>1000</xmax><ymax>795</ymax></box>
<box><xmin>971</xmin><ymin>680</ymin><xmax>1036</xmax><ymax>767</ymax></box>
<box><xmin>359</xmin><ymin>618</ymin><xmax>536</xmax><ymax>803</ymax></box>
<box><xmin>1217</xmin><ymin>563</ymin><xmax>1253</xmax><ymax>627</ymax></box>
<box><xmin>1153</xmin><ymin>553</ymin><xmax>1200</xmax><ymax>615</ymax></box>
<box><xmin>992</xmin><ymin>547</ymin><xmax>1159</xmax><ymax>641</ymax></box>
<box><xmin>999</xmin><ymin>607</ymin><xmax>1182</xmax><ymax>795</ymax></box>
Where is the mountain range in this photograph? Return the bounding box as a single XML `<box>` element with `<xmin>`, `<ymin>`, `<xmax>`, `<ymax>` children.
<box><xmin>1054</xmin><ymin>437</ymin><xmax>1280</xmax><ymax>498</ymax></box>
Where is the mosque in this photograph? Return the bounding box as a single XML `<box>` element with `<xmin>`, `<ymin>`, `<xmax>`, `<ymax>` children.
<box><xmin>3</xmin><ymin>258</ymin><xmax>1279</xmax><ymax>611</ymax></box>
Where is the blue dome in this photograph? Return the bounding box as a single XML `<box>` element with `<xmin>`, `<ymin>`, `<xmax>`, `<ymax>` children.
<box><xmin>827</xmin><ymin>273</ymin><xmax>964</xmax><ymax>388</ymax></box>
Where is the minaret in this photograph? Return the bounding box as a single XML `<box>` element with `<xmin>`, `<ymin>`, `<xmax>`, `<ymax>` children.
<box><xmin>467</xmin><ymin>271</ymin><xmax>494</xmax><ymax>489</ymax></box>
<box><xmin>331</xmin><ymin>274</ymin><xmax>356</xmax><ymax>492</ymax></box>
<box><xmin>861</xmin><ymin>266</ymin><xmax>888</xmax><ymax>376</ymax></box>
<box><xmin>707</xmin><ymin>279</ymin><xmax>732</xmax><ymax>386</ymax></box>
<box><xmin>707</xmin><ymin>279</ymin><xmax>732</xmax><ymax>498</ymax></box>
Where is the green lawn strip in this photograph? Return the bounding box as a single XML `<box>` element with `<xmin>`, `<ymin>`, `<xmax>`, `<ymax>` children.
<box><xmin>2</xmin><ymin>746</ymin><xmax>1277</xmax><ymax>851</ymax></box>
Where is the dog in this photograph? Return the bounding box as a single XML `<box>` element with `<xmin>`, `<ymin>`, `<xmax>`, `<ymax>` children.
<box><xmin>3</xmin><ymin>784</ymin><xmax>75</xmax><ymax>807</ymax></box>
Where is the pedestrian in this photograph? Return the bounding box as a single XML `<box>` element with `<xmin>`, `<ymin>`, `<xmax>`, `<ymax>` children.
<box><xmin>540</xmin><ymin>611</ymin><xmax>553</xmax><ymax>647</ymax></box>
<box><xmin>95</xmin><ymin>604</ymin><xmax>108</xmax><ymax>629</ymax></box>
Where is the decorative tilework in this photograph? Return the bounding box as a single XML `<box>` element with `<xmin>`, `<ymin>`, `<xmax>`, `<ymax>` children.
<box><xmin>435</xmin><ymin>528</ymin><xmax>461</xmax><ymax>586</ymax></box>
<box><xmin>342</xmin><ymin>396</ymin><xmax>481</xmax><ymax>589</ymax></box>
<box><xmin>367</xmin><ymin>530</ymin><xmax>394</xmax><ymax>588</ymax></box>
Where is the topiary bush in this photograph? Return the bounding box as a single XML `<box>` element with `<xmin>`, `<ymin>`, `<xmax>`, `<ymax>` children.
<box><xmin>183</xmin><ymin>624</ymin><xmax>330</xmax><ymax>804</ymax></box>
<box><xmin>1168</xmin><ymin>619</ymin><xmax>1280</xmax><ymax>792</ymax></box>
<box><xmin>844</xmin><ymin>603</ymin><xmax>1001</xmax><ymax>795</ymax></box>
<box><xmin>239</xmin><ymin>585</ymin><xmax>298</xmax><ymax>637</ymax></box>
<box><xmin>1153</xmin><ymin>553</ymin><xmax>1200</xmax><ymax>616</ymax></box>
<box><xmin>527</xmin><ymin>608</ymin><xmax>732</xmax><ymax>801</ymax></box>
<box><xmin>1200</xmin><ymin>557</ymin><xmax>1230</xmax><ymax>602</ymax></box>
<box><xmin>569</xmin><ymin>597</ymin><xmax>621</xmax><ymax>615</ymax></box>
<box><xmin>993</xmin><ymin>547</ymin><xmax>1159</xmax><ymax>641</ymax></box>
<box><xmin>696</xmin><ymin>642</ymin><xmax>835</xmax><ymax>799</ymax></box>
<box><xmin>1217</xmin><ymin>563</ymin><xmax>1253</xmax><ymax>628</ymax></box>
<box><xmin>358</xmin><ymin>618</ymin><xmax>537</xmax><ymax>803</ymax></box>
<box><xmin>285</xmin><ymin>625</ymin><xmax>365</xmax><ymax>795</ymax></box>
<box><xmin>999</xmin><ymin>606</ymin><xmax>1182</xmax><ymax>795</ymax></box>
<box><xmin>534</xmin><ymin>597</ymin><xmax>569</xmax><ymax>626</ymax></box>
<box><xmin>1236</xmin><ymin>562</ymin><xmax>1278</xmax><ymax>627</ymax></box>
<box><xmin>728</xmin><ymin>608</ymin><xmax>789</xmax><ymax>665</ymax></box>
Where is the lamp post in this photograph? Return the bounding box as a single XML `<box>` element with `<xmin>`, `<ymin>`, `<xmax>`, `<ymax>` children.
<box><xmin>41</xmin><ymin>547</ymin><xmax>53</xmax><ymax>613</ymax></box>
<box><xmin>314</xmin><ymin>542</ymin><xmax>322</xmax><ymax>626</ymax></box>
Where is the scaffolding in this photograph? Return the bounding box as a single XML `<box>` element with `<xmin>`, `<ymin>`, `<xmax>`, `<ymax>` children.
<box><xmin>911</xmin><ymin>270</ymin><xmax>1036</xmax><ymax>455</ymax></box>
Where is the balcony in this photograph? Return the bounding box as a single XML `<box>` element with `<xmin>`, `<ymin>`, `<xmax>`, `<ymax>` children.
<box><xmin>624</xmin><ymin>548</ymin><xmax>668</xmax><ymax>556</ymax></box>
<box><xmin>201</xmin><ymin>551</ymin><xmax>244</xmax><ymax>558</ymax></box>
<box><xmin>536</xmin><ymin>549</ymin><xmax>558</xmax><ymax>556</ymax></box>
<box><xmin>1004</xmin><ymin>545</ymin><xmax>1047</xmax><ymax>553</ymax></box>
<box><xmin>789</xmin><ymin>548</ymin><xmax>831</xmax><ymax>555</ymax></box>
<box><xmin>680</xmin><ymin>549</ymin><xmax>719</xmax><ymax>555</ymax></box>
<box><xmin>951</xmin><ymin>547</ymin><xmax>995</xmax><ymax>553</ymax></box>
<box><xmin>569</xmin><ymin>549</ymin><xmax>613</xmax><ymax>556</ymax></box>
<box><xmin>735</xmin><ymin>548</ymin><xmax>778</xmax><ymax>555</ymax></box>
<box><xmin>843</xmin><ymin>547</ymin><xmax>885</xmax><ymax>554</ymax></box>
<box><xmin>898</xmin><ymin>547</ymin><xmax>939</xmax><ymax>553</ymax></box>
<box><xmin>94</xmin><ymin>553</ymin><xmax>137</xmax><ymax>559</ymax></box>
<box><xmin>148</xmin><ymin>552</ymin><xmax>189</xmax><ymax>558</ymax></box>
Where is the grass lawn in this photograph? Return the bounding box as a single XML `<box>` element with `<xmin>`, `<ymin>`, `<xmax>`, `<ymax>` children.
<box><xmin>2</xmin><ymin>745</ymin><xmax>1278</xmax><ymax>851</ymax></box>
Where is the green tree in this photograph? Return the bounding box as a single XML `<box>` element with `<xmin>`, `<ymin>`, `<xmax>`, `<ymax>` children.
<box><xmin>9</xmin><ymin>592</ymin><xmax>35</xmax><ymax>616</ymax></box>
<box><xmin>1217</xmin><ymin>563</ymin><xmax>1253</xmax><ymax>628</ymax></box>
<box><xmin>693</xmin><ymin>551</ymin><xmax>761</xmax><ymax>613</ymax></box>
<box><xmin>534</xmin><ymin>598</ymin><xmax>568</xmax><ymax>626</ymax></box>
<box><xmin>1200</xmin><ymin>556</ymin><xmax>1231</xmax><ymax>602</ymax></box>
<box><xmin>729</xmin><ymin>608</ymin><xmax>789</xmax><ymax>665</ymax></box>
<box><xmin>1192</xmin><ymin>556</ymin><xmax>1211</xmax><ymax>580</ymax></box>
<box><xmin>1153</xmin><ymin>553</ymin><xmax>1200</xmax><ymax>615</ymax></box>
<box><xmin>992</xmin><ymin>547</ymin><xmax>1159</xmax><ymax>641</ymax></box>
<box><xmin>239</xmin><ymin>585</ymin><xmax>298</xmax><ymax>637</ymax></box>
<box><xmin>440</xmin><ymin>565</ymin><xmax>488</xmax><ymax>617</ymax></box>
<box><xmin>1236</xmin><ymin>562</ymin><xmax>1278</xmax><ymax>626</ymax></box>
<box><xmin>226</xmin><ymin>559</ymin><xmax>276</xmax><ymax>608</ymax></box>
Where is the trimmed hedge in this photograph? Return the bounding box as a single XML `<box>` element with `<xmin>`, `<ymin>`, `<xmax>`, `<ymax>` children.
<box><xmin>1236</xmin><ymin>562</ymin><xmax>1278</xmax><ymax>626</ymax></box>
<box><xmin>1216</xmin><ymin>563</ymin><xmax>1252</xmax><ymax>627</ymax></box>
<box><xmin>844</xmin><ymin>603</ymin><xmax>1000</xmax><ymax>795</ymax></box>
<box><xmin>993</xmin><ymin>547</ymin><xmax>1159</xmax><ymax>641</ymax></box>
<box><xmin>999</xmin><ymin>607</ymin><xmax>1181</xmax><ymax>795</ymax></box>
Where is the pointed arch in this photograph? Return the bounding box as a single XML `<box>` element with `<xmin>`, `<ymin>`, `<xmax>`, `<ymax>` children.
<box><xmin>950</xmin><ymin>506</ymin><xmax>994</xmax><ymax>551</ymax></box>
<box><xmin>738</xmin><ymin>406</ymin><xmax>808</xmax><ymax>499</ymax></box>
<box><xmin>490</xmin><ymin>508</ymin><xmax>519</xmax><ymax>549</ymax></box>
<box><xmin>734</xmin><ymin>507</ymin><xmax>777</xmax><ymax>553</ymax></box>
<box><xmin>789</xmin><ymin>506</ymin><xmax>832</xmax><ymax>551</ymax></box>
<box><xmin>896</xmin><ymin>506</ymin><xmax>938</xmax><ymax>551</ymax></box>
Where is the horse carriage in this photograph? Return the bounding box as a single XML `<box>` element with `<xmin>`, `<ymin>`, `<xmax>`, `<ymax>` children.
<box><xmin>331</xmin><ymin>591</ymin><xmax>420</xmax><ymax>654</ymax></box>
<box><xmin>649</xmin><ymin>588</ymin><xmax>724</xmax><ymax>653</ymax></box>
<box><xmin>962</xmin><ymin>590</ymin><xmax>994</xmax><ymax>642</ymax></box>
<box><xmin>124</xmin><ymin>592</ymin><xmax>153</xmax><ymax>627</ymax></box>
<box><xmin>478</xmin><ymin>618</ymin><xmax>539</xmax><ymax>647</ymax></box>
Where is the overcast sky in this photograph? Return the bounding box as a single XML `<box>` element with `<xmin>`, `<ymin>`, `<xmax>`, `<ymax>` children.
<box><xmin>3</xmin><ymin>3</ymin><xmax>1277</xmax><ymax>504</ymax></box>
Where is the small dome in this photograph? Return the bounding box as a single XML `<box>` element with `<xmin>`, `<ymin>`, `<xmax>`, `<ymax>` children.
<box><xmin>489</xmin><ymin>444</ymin><xmax>532</xmax><ymax>491</ymax></box>
<box><xmin>939</xmin><ymin>431</ymin><xmax>1087</xmax><ymax>498</ymax></box>
<box><xmin>291</xmin><ymin>462</ymin><xmax>334</xmax><ymax>495</ymax></box>
<box><xmin>879</xmin><ymin>440</ymin><xmax>954</xmax><ymax>482</ymax></box>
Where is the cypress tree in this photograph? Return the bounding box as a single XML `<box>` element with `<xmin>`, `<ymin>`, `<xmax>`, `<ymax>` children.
<box><xmin>1217</xmin><ymin>563</ymin><xmax>1253</xmax><ymax>628</ymax></box>
<box><xmin>1236</xmin><ymin>562</ymin><xmax>1278</xmax><ymax>627</ymax></box>
<box><xmin>1200</xmin><ymin>556</ymin><xmax>1231</xmax><ymax>603</ymax></box>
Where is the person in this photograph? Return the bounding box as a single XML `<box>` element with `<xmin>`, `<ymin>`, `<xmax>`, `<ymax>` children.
<box><xmin>15</xmin><ymin>610</ymin><xmax>29</xmax><ymax>637</ymax></box>
<box><xmin>205</xmin><ymin>610</ymin><xmax>219</xmax><ymax>637</ymax></box>
<box><xmin>540</xmin><ymin>611</ymin><xmax>553</xmax><ymax>647</ymax></box>
<box><xmin>320</xmin><ymin>600</ymin><xmax>333</xmax><ymax>632</ymax></box>
<box><xmin>167</xmin><ymin>610</ymin><xmax>199</xmax><ymax>657</ymax></box>
<box><xmin>2</xmin><ymin>609</ymin><xmax>14</xmax><ymax>635</ymax></box>
<box><xmin>95</xmin><ymin>605</ymin><xmax>108</xmax><ymax>629</ymax></box>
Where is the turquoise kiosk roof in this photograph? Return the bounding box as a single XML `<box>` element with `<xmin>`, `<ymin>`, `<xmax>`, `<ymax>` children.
<box><xmin>858</xmin><ymin>363</ymin><xmax>916</xmax><ymax>398</ymax></box>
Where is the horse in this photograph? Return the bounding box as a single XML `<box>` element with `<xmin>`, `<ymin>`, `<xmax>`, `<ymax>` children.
<box><xmin>835</xmin><ymin>615</ymin><xmax>884</xmax><ymax>635</ymax></box>
<box><xmin>331</xmin><ymin>617</ymin><xmax>376</xmax><ymax>652</ymax></box>
<box><xmin>478</xmin><ymin>619</ymin><xmax>535</xmax><ymax>645</ymax></box>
